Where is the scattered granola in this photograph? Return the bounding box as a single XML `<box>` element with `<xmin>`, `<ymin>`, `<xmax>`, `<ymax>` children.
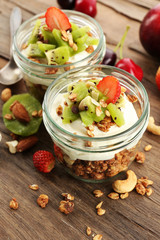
<box><xmin>135</xmin><ymin>183</ymin><xmax>146</xmax><ymax>195</ymax></box>
<box><xmin>107</xmin><ymin>192</ymin><xmax>119</xmax><ymax>200</ymax></box>
<box><xmin>59</xmin><ymin>200</ymin><xmax>74</xmax><ymax>214</ymax></box>
<box><xmin>37</xmin><ymin>194</ymin><xmax>49</xmax><ymax>208</ymax></box>
<box><xmin>86</xmin><ymin>226</ymin><xmax>92</xmax><ymax>236</ymax></box>
<box><xmin>45</xmin><ymin>67</ymin><xmax>58</xmax><ymax>75</ymax></box>
<box><xmin>127</xmin><ymin>95</ymin><xmax>138</xmax><ymax>103</ymax></box>
<box><xmin>9</xmin><ymin>198</ymin><xmax>19</xmax><ymax>210</ymax></box>
<box><xmin>96</xmin><ymin>201</ymin><xmax>103</xmax><ymax>209</ymax></box>
<box><xmin>120</xmin><ymin>192</ymin><xmax>129</xmax><ymax>199</ymax></box>
<box><xmin>135</xmin><ymin>151</ymin><xmax>145</xmax><ymax>163</ymax></box>
<box><xmin>97</xmin><ymin>208</ymin><xmax>106</xmax><ymax>216</ymax></box>
<box><xmin>93</xmin><ymin>234</ymin><xmax>103</xmax><ymax>240</ymax></box>
<box><xmin>93</xmin><ymin>190</ymin><xmax>104</xmax><ymax>198</ymax></box>
<box><xmin>29</xmin><ymin>184</ymin><xmax>39</xmax><ymax>191</ymax></box>
<box><xmin>146</xmin><ymin>187</ymin><xmax>153</xmax><ymax>197</ymax></box>
<box><xmin>144</xmin><ymin>144</ymin><xmax>152</xmax><ymax>152</ymax></box>
<box><xmin>61</xmin><ymin>193</ymin><xmax>74</xmax><ymax>201</ymax></box>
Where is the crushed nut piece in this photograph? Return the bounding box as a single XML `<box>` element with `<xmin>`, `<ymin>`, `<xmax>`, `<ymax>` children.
<box><xmin>85</xmin><ymin>141</ymin><xmax>93</xmax><ymax>147</ymax></box>
<box><xmin>32</xmin><ymin>110</ymin><xmax>38</xmax><ymax>117</ymax></box>
<box><xmin>72</xmin><ymin>43</ymin><xmax>78</xmax><ymax>51</ymax></box>
<box><xmin>87</xmin><ymin>31</ymin><xmax>92</xmax><ymax>37</ymax></box>
<box><xmin>10</xmin><ymin>100</ymin><xmax>30</xmax><ymax>123</ymax></box>
<box><xmin>127</xmin><ymin>95</ymin><xmax>138</xmax><ymax>103</ymax></box>
<box><xmin>21</xmin><ymin>43</ymin><xmax>28</xmax><ymax>49</ymax></box>
<box><xmin>105</xmin><ymin>110</ymin><xmax>110</xmax><ymax>117</ymax></box>
<box><xmin>99</xmin><ymin>99</ymin><xmax>107</xmax><ymax>108</ymax></box>
<box><xmin>96</xmin><ymin>201</ymin><xmax>103</xmax><ymax>209</ymax></box>
<box><xmin>96</xmin><ymin>106</ymin><xmax>102</xmax><ymax>117</ymax></box>
<box><xmin>10</xmin><ymin>198</ymin><xmax>18</xmax><ymax>210</ymax></box>
<box><xmin>107</xmin><ymin>192</ymin><xmax>119</xmax><ymax>200</ymax></box>
<box><xmin>1</xmin><ymin>88</ymin><xmax>12</xmax><ymax>102</ymax></box>
<box><xmin>29</xmin><ymin>184</ymin><xmax>39</xmax><ymax>191</ymax></box>
<box><xmin>59</xmin><ymin>200</ymin><xmax>74</xmax><ymax>214</ymax></box>
<box><xmin>56</xmin><ymin>105</ymin><xmax>63</xmax><ymax>116</ymax></box>
<box><xmin>87</xmin><ymin>130</ymin><xmax>94</xmax><ymax>138</ymax></box>
<box><xmin>93</xmin><ymin>190</ymin><xmax>104</xmax><ymax>198</ymax></box>
<box><xmin>86</xmin><ymin>125</ymin><xmax>94</xmax><ymax>131</ymax></box>
<box><xmin>93</xmin><ymin>234</ymin><xmax>103</xmax><ymax>240</ymax></box>
<box><xmin>121</xmin><ymin>86</ymin><xmax>127</xmax><ymax>93</ymax></box>
<box><xmin>120</xmin><ymin>192</ymin><xmax>129</xmax><ymax>199</ymax></box>
<box><xmin>68</xmin><ymin>92</ymin><xmax>77</xmax><ymax>101</ymax></box>
<box><xmin>137</xmin><ymin>178</ymin><xmax>153</xmax><ymax>187</ymax></box>
<box><xmin>146</xmin><ymin>187</ymin><xmax>153</xmax><ymax>197</ymax></box>
<box><xmin>61</xmin><ymin>193</ymin><xmax>74</xmax><ymax>201</ymax></box>
<box><xmin>144</xmin><ymin>144</ymin><xmax>152</xmax><ymax>152</ymax></box>
<box><xmin>86</xmin><ymin>45</ymin><xmax>94</xmax><ymax>54</ymax></box>
<box><xmin>147</xmin><ymin>116</ymin><xmax>160</xmax><ymax>135</ymax></box>
<box><xmin>38</xmin><ymin>109</ymin><xmax>42</xmax><ymax>117</ymax></box>
<box><xmin>37</xmin><ymin>194</ymin><xmax>49</xmax><ymax>208</ymax></box>
<box><xmin>97</xmin><ymin>208</ymin><xmax>106</xmax><ymax>216</ymax></box>
<box><xmin>45</xmin><ymin>67</ymin><xmax>58</xmax><ymax>74</ymax></box>
<box><xmin>4</xmin><ymin>114</ymin><xmax>13</xmax><ymax>120</ymax></box>
<box><xmin>64</xmin><ymin>62</ymin><xmax>75</xmax><ymax>71</ymax></box>
<box><xmin>135</xmin><ymin>183</ymin><xmax>146</xmax><ymax>195</ymax></box>
<box><xmin>86</xmin><ymin>226</ymin><xmax>92</xmax><ymax>236</ymax></box>
<box><xmin>61</xmin><ymin>30</ymin><xmax>68</xmax><ymax>41</ymax></box>
<box><xmin>28</xmin><ymin>57</ymin><xmax>40</xmax><ymax>63</ymax></box>
<box><xmin>6</xmin><ymin>140</ymin><xmax>18</xmax><ymax>154</ymax></box>
<box><xmin>135</xmin><ymin>152</ymin><xmax>145</xmax><ymax>164</ymax></box>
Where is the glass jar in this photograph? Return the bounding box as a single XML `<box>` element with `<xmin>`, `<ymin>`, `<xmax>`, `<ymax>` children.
<box><xmin>13</xmin><ymin>10</ymin><xmax>106</xmax><ymax>102</ymax></box>
<box><xmin>43</xmin><ymin>65</ymin><xmax>150</xmax><ymax>183</ymax></box>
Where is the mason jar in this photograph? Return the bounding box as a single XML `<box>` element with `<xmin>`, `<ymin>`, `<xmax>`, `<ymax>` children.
<box><xmin>13</xmin><ymin>10</ymin><xmax>106</xmax><ymax>101</ymax></box>
<box><xmin>43</xmin><ymin>65</ymin><xmax>150</xmax><ymax>183</ymax></box>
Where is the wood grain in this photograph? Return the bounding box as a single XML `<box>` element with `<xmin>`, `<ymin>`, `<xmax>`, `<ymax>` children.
<box><xmin>0</xmin><ymin>1</ymin><xmax>160</xmax><ymax>240</ymax></box>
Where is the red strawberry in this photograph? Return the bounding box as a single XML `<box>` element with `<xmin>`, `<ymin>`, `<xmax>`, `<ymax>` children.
<box><xmin>155</xmin><ymin>66</ymin><xmax>160</xmax><ymax>90</ymax></box>
<box><xmin>54</xmin><ymin>144</ymin><xmax>63</xmax><ymax>162</ymax></box>
<box><xmin>45</xmin><ymin>7</ymin><xmax>71</xmax><ymax>31</ymax></box>
<box><xmin>97</xmin><ymin>76</ymin><xmax>121</xmax><ymax>104</ymax></box>
<box><xmin>33</xmin><ymin>150</ymin><xmax>55</xmax><ymax>173</ymax></box>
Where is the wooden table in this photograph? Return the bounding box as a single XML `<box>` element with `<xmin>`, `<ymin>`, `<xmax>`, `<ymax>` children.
<box><xmin>1</xmin><ymin>1</ymin><xmax>160</xmax><ymax>239</ymax></box>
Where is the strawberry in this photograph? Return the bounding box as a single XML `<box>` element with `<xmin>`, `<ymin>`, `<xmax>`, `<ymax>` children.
<box><xmin>97</xmin><ymin>76</ymin><xmax>121</xmax><ymax>104</ymax></box>
<box><xmin>33</xmin><ymin>150</ymin><xmax>55</xmax><ymax>173</ymax></box>
<box><xmin>54</xmin><ymin>144</ymin><xmax>63</xmax><ymax>162</ymax></box>
<box><xmin>155</xmin><ymin>66</ymin><xmax>160</xmax><ymax>90</ymax></box>
<box><xmin>45</xmin><ymin>7</ymin><xmax>71</xmax><ymax>31</ymax></box>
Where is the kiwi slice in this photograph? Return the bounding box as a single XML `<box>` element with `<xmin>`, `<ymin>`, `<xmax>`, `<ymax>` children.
<box><xmin>71</xmin><ymin>22</ymin><xmax>78</xmax><ymax>31</ymax></box>
<box><xmin>2</xmin><ymin>93</ymin><xmax>42</xmax><ymax>136</ymax></box>
<box><xmin>27</xmin><ymin>43</ymin><xmax>45</xmax><ymax>58</ymax></box>
<box><xmin>62</xmin><ymin>105</ymin><xmax>79</xmax><ymax>124</ymax></box>
<box><xmin>115</xmin><ymin>95</ymin><xmax>125</xmax><ymax>108</ymax></box>
<box><xmin>79</xmin><ymin>111</ymin><xmax>94</xmax><ymax>126</ymax></box>
<box><xmin>86</xmin><ymin>37</ymin><xmax>99</xmax><ymax>46</ymax></box>
<box><xmin>107</xmin><ymin>103</ymin><xmax>125</xmax><ymax>127</ymax></box>
<box><xmin>76</xmin><ymin>34</ymin><xmax>88</xmax><ymax>53</ymax></box>
<box><xmin>71</xmin><ymin>82</ymin><xmax>89</xmax><ymax>102</ymax></box>
<box><xmin>41</xmin><ymin>25</ymin><xmax>57</xmax><ymax>45</ymax></box>
<box><xmin>45</xmin><ymin>46</ymin><xmax>70</xmax><ymax>65</ymax></box>
<box><xmin>38</xmin><ymin>43</ymin><xmax>56</xmax><ymax>52</ymax></box>
<box><xmin>72</xmin><ymin>26</ymin><xmax>90</xmax><ymax>41</ymax></box>
<box><xmin>28</xmin><ymin>19</ymin><xmax>41</xmax><ymax>45</ymax></box>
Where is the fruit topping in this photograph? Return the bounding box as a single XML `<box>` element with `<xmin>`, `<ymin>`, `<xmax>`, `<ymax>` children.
<box><xmin>155</xmin><ymin>66</ymin><xmax>160</xmax><ymax>90</ymax></box>
<box><xmin>45</xmin><ymin>7</ymin><xmax>71</xmax><ymax>31</ymax></box>
<box><xmin>75</xmin><ymin>0</ymin><xmax>97</xmax><ymax>18</ymax></box>
<box><xmin>33</xmin><ymin>150</ymin><xmax>55</xmax><ymax>173</ymax></box>
<box><xmin>27</xmin><ymin>19</ymin><xmax>41</xmax><ymax>44</ymax></box>
<box><xmin>58</xmin><ymin>0</ymin><xmax>76</xmax><ymax>10</ymax></box>
<box><xmin>102</xmin><ymin>48</ymin><xmax>117</xmax><ymax>66</ymax></box>
<box><xmin>97</xmin><ymin>76</ymin><xmax>121</xmax><ymax>104</ymax></box>
<box><xmin>2</xmin><ymin>93</ymin><xmax>42</xmax><ymax>136</ymax></box>
<box><xmin>106</xmin><ymin>103</ymin><xmax>125</xmax><ymax>127</ymax></box>
<box><xmin>45</xmin><ymin>46</ymin><xmax>70</xmax><ymax>65</ymax></box>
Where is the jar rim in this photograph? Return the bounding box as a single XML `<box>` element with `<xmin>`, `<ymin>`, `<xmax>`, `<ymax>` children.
<box><xmin>43</xmin><ymin>64</ymin><xmax>149</xmax><ymax>141</ymax></box>
<box><xmin>13</xmin><ymin>10</ymin><xmax>104</xmax><ymax>69</ymax></box>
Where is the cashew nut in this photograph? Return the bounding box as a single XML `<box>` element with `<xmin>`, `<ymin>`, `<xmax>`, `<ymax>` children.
<box><xmin>6</xmin><ymin>140</ymin><xmax>18</xmax><ymax>154</ymax></box>
<box><xmin>147</xmin><ymin>116</ymin><xmax>160</xmax><ymax>135</ymax></box>
<box><xmin>112</xmin><ymin>170</ymin><xmax>137</xmax><ymax>193</ymax></box>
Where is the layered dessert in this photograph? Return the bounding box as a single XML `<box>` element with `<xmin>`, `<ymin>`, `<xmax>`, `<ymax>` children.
<box><xmin>47</xmin><ymin>74</ymin><xmax>142</xmax><ymax>181</ymax></box>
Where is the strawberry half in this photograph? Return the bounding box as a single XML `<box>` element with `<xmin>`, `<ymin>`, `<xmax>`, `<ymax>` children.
<box><xmin>97</xmin><ymin>76</ymin><xmax>121</xmax><ymax>104</ymax></box>
<box><xmin>54</xmin><ymin>144</ymin><xmax>63</xmax><ymax>162</ymax></box>
<box><xmin>155</xmin><ymin>66</ymin><xmax>160</xmax><ymax>90</ymax></box>
<box><xmin>45</xmin><ymin>7</ymin><xmax>71</xmax><ymax>31</ymax></box>
<box><xmin>33</xmin><ymin>150</ymin><xmax>55</xmax><ymax>173</ymax></box>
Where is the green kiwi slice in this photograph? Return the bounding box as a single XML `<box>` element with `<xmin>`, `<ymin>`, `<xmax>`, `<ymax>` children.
<box><xmin>28</xmin><ymin>19</ymin><xmax>41</xmax><ymax>45</ymax></box>
<box><xmin>2</xmin><ymin>93</ymin><xmax>42</xmax><ymax>136</ymax></box>
<box><xmin>107</xmin><ymin>103</ymin><xmax>125</xmax><ymax>127</ymax></box>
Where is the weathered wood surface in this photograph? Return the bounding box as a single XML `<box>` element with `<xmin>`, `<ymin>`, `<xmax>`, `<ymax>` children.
<box><xmin>0</xmin><ymin>1</ymin><xmax>160</xmax><ymax>240</ymax></box>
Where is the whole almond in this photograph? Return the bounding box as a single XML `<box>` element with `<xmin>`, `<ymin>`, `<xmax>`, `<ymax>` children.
<box><xmin>10</xmin><ymin>101</ymin><xmax>30</xmax><ymax>123</ymax></box>
<box><xmin>16</xmin><ymin>136</ymin><xmax>38</xmax><ymax>152</ymax></box>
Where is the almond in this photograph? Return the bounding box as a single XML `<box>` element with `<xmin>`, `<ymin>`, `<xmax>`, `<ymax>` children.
<box><xmin>10</xmin><ymin>101</ymin><xmax>30</xmax><ymax>123</ymax></box>
<box><xmin>16</xmin><ymin>136</ymin><xmax>38</xmax><ymax>152</ymax></box>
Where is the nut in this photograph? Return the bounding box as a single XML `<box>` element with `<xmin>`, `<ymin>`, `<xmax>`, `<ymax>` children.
<box><xmin>4</xmin><ymin>114</ymin><xmax>13</xmax><ymax>120</ymax></box>
<box><xmin>29</xmin><ymin>184</ymin><xmax>39</xmax><ymax>191</ymax></box>
<box><xmin>72</xmin><ymin>43</ymin><xmax>78</xmax><ymax>51</ymax></box>
<box><xmin>85</xmin><ymin>141</ymin><xmax>93</xmax><ymax>147</ymax></box>
<box><xmin>127</xmin><ymin>95</ymin><xmax>138</xmax><ymax>103</ymax></box>
<box><xmin>97</xmin><ymin>208</ymin><xmax>106</xmax><ymax>216</ymax></box>
<box><xmin>135</xmin><ymin>152</ymin><xmax>145</xmax><ymax>163</ymax></box>
<box><xmin>56</xmin><ymin>105</ymin><xmax>63</xmax><ymax>116</ymax></box>
<box><xmin>137</xmin><ymin>178</ymin><xmax>153</xmax><ymax>187</ymax></box>
<box><xmin>10</xmin><ymin>101</ymin><xmax>30</xmax><ymax>123</ymax></box>
<box><xmin>28</xmin><ymin>57</ymin><xmax>40</xmax><ymax>63</ymax></box>
<box><xmin>112</xmin><ymin>170</ymin><xmax>137</xmax><ymax>193</ymax></box>
<box><xmin>32</xmin><ymin>110</ymin><xmax>38</xmax><ymax>117</ymax></box>
<box><xmin>147</xmin><ymin>116</ymin><xmax>160</xmax><ymax>135</ymax></box>
<box><xmin>64</xmin><ymin>62</ymin><xmax>75</xmax><ymax>71</ymax></box>
<box><xmin>93</xmin><ymin>190</ymin><xmax>104</xmax><ymax>198</ymax></box>
<box><xmin>120</xmin><ymin>192</ymin><xmax>129</xmax><ymax>199</ymax></box>
<box><xmin>38</xmin><ymin>109</ymin><xmax>43</xmax><ymax>117</ymax></box>
<box><xmin>86</xmin><ymin>226</ymin><xmax>92</xmax><ymax>236</ymax></box>
<box><xmin>99</xmin><ymin>99</ymin><xmax>107</xmax><ymax>108</ymax></box>
<box><xmin>61</xmin><ymin>193</ymin><xmax>74</xmax><ymax>201</ymax></box>
<box><xmin>37</xmin><ymin>194</ymin><xmax>49</xmax><ymax>208</ymax></box>
<box><xmin>1</xmin><ymin>88</ymin><xmax>12</xmax><ymax>102</ymax></box>
<box><xmin>107</xmin><ymin>192</ymin><xmax>119</xmax><ymax>200</ymax></box>
<box><xmin>105</xmin><ymin>110</ymin><xmax>111</xmax><ymax>117</ymax></box>
<box><xmin>96</xmin><ymin>106</ymin><xmax>102</xmax><ymax>117</ymax></box>
<box><xmin>93</xmin><ymin>234</ymin><xmax>103</xmax><ymax>240</ymax></box>
<box><xmin>135</xmin><ymin>183</ymin><xmax>146</xmax><ymax>195</ymax></box>
<box><xmin>59</xmin><ymin>200</ymin><xmax>74</xmax><ymax>214</ymax></box>
<box><xmin>87</xmin><ymin>130</ymin><xmax>94</xmax><ymax>138</ymax></box>
<box><xmin>146</xmin><ymin>188</ymin><xmax>153</xmax><ymax>197</ymax></box>
<box><xmin>85</xmin><ymin>45</ymin><xmax>94</xmax><ymax>54</ymax></box>
<box><xmin>45</xmin><ymin>67</ymin><xmax>58</xmax><ymax>74</ymax></box>
<box><xmin>6</xmin><ymin>140</ymin><xmax>18</xmax><ymax>154</ymax></box>
<box><xmin>9</xmin><ymin>198</ymin><xmax>18</xmax><ymax>210</ymax></box>
<box><xmin>144</xmin><ymin>144</ymin><xmax>152</xmax><ymax>152</ymax></box>
<box><xmin>96</xmin><ymin>201</ymin><xmax>103</xmax><ymax>209</ymax></box>
<box><xmin>16</xmin><ymin>136</ymin><xmax>38</xmax><ymax>152</ymax></box>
